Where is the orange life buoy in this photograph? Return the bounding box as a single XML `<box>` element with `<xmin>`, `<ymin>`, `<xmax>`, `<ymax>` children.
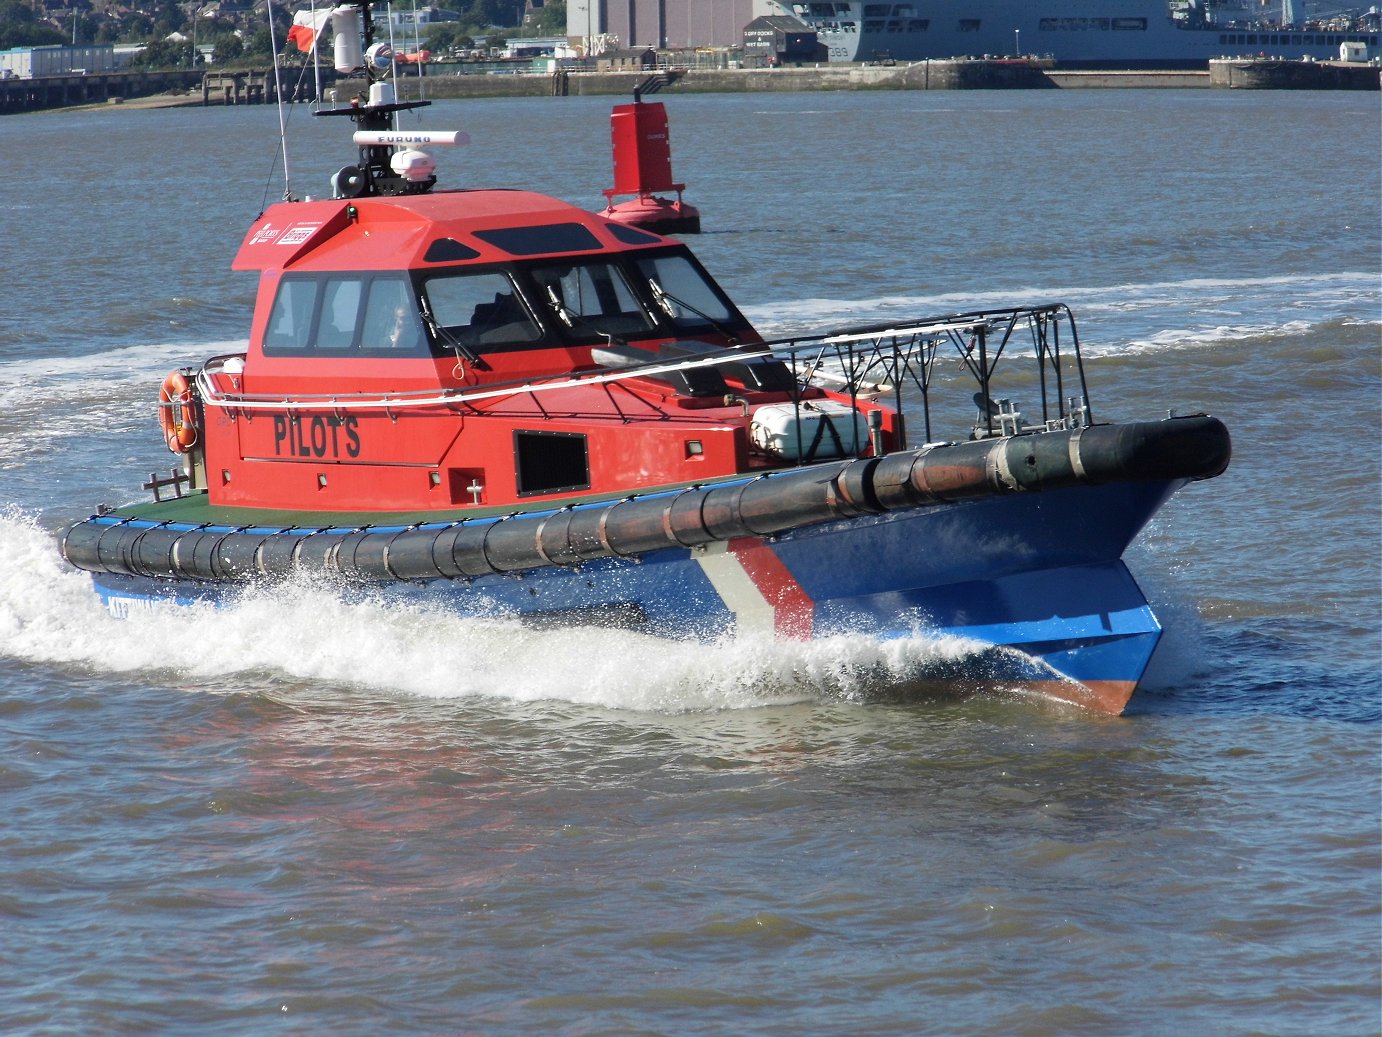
<box><xmin>158</xmin><ymin>370</ymin><xmax>198</xmax><ymax>453</ymax></box>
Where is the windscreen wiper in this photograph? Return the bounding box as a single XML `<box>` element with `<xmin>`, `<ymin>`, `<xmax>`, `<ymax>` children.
<box><xmin>648</xmin><ymin>280</ymin><xmax>737</xmax><ymax>345</ymax></box>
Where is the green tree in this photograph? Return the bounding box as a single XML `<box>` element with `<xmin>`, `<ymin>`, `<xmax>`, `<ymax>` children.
<box><xmin>128</xmin><ymin>36</ymin><xmax>194</xmax><ymax>69</ymax></box>
<box><xmin>0</xmin><ymin>0</ymin><xmax>66</xmax><ymax>48</ymax></box>
<box><xmin>242</xmin><ymin>26</ymin><xmax>274</xmax><ymax>59</ymax></box>
<box><xmin>422</xmin><ymin>24</ymin><xmax>475</xmax><ymax>53</ymax></box>
<box><xmin>150</xmin><ymin>1</ymin><xmax>187</xmax><ymax>38</ymax></box>
<box><xmin>119</xmin><ymin>15</ymin><xmax>154</xmax><ymax>43</ymax></box>
<box><xmin>532</xmin><ymin>2</ymin><xmax>566</xmax><ymax>36</ymax></box>
<box><xmin>458</xmin><ymin>1</ymin><xmax>525</xmax><ymax>30</ymax></box>
<box><xmin>210</xmin><ymin>32</ymin><xmax>243</xmax><ymax>64</ymax></box>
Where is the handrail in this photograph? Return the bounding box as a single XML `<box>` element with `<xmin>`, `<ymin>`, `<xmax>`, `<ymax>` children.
<box><xmin>193</xmin><ymin>303</ymin><xmax>1092</xmax><ymax>439</ymax></box>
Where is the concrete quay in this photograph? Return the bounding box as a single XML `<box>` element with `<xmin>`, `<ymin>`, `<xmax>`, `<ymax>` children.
<box><xmin>1208</xmin><ymin>57</ymin><xmax>1379</xmax><ymax>90</ymax></box>
<box><xmin>8</xmin><ymin>57</ymin><xmax>1375</xmax><ymax>115</ymax></box>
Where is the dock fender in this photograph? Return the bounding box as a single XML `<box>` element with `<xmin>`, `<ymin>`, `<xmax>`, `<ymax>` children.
<box><xmin>211</xmin><ymin>530</ymin><xmax>278</xmax><ymax>579</ymax></box>
<box><xmin>829</xmin><ymin>456</ymin><xmax>884</xmax><ymax>517</ymax></box>
<box><xmin>996</xmin><ymin>431</ymin><xmax>1082</xmax><ymax>492</ymax></box>
<box><xmin>414</xmin><ymin>523</ymin><xmax>485</xmax><ymax>580</ymax></box>
<box><xmin>557</xmin><ymin>506</ymin><xmax>619</xmax><ymax>564</ymax></box>
<box><xmin>870</xmin><ymin>444</ymin><xmax>989</xmax><ymax>509</ymax></box>
<box><xmin>290</xmin><ymin>529</ymin><xmax>342</xmax><ymax>575</ymax></box>
<box><xmin>1071</xmin><ymin>415</ymin><xmax>1231</xmax><ymax>483</ymax></box>
<box><xmin>483</xmin><ymin>513</ymin><xmax>559</xmax><ymax>572</ymax></box>
<box><xmin>448</xmin><ymin>521</ymin><xmax>501</xmax><ymax>578</ymax></box>
<box><xmin>378</xmin><ymin>524</ymin><xmax>454</xmax><ymax>580</ymax></box>
<box><xmin>159</xmin><ymin>527</ymin><xmax>210</xmax><ymax>579</ymax></box>
<box><xmin>735</xmin><ymin>460</ymin><xmax>855</xmax><ymax>534</ymax></box>
<box><xmin>91</xmin><ymin>520</ymin><xmax>134</xmax><ymax>574</ymax></box>
<box><xmin>58</xmin><ymin>520</ymin><xmax>96</xmax><ymax>570</ymax></box>
<box><xmin>256</xmin><ymin>530</ymin><xmax>315</xmax><ymax>576</ymax></box>
<box><xmin>594</xmin><ymin>496</ymin><xmax>685</xmax><ymax>558</ymax></box>
<box><xmin>698</xmin><ymin>480</ymin><xmax>753</xmax><ymax>541</ymax></box>
<box><xmin>126</xmin><ymin>524</ymin><xmax>182</xmax><ymax>577</ymax></box>
<box><xmin>663</xmin><ymin>486</ymin><xmax>722</xmax><ymax>549</ymax></box>
<box><xmin>534</xmin><ymin>509</ymin><xmax>584</xmax><ymax>568</ymax></box>
<box><xmin>334</xmin><ymin>530</ymin><xmax>391</xmax><ymax>579</ymax></box>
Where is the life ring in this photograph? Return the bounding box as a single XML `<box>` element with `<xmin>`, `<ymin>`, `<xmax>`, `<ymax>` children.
<box><xmin>158</xmin><ymin>370</ymin><xmax>198</xmax><ymax>453</ymax></box>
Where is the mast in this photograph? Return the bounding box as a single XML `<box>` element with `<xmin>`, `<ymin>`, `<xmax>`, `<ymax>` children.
<box><xmin>315</xmin><ymin>1</ymin><xmax>437</xmax><ymax>198</ymax></box>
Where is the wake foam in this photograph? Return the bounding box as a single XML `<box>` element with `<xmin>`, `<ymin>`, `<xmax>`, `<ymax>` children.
<box><xmin>0</xmin><ymin>511</ymin><xmax>993</xmax><ymax>713</ymax></box>
<box><xmin>744</xmin><ymin>270</ymin><xmax>1380</xmax><ymax>356</ymax></box>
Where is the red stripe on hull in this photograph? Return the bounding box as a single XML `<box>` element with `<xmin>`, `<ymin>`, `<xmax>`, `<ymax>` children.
<box><xmin>728</xmin><ymin>538</ymin><xmax>814</xmax><ymax>639</ymax></box>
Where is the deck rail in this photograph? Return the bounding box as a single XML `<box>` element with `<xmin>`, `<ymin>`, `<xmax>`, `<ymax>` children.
<box><xmin>193</xmin><ymin>302</ymin><xmax>1093</xmax><ymax>453</ymax></box>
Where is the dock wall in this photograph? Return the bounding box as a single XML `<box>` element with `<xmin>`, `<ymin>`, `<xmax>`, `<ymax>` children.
<box><xmin>1046</xmin><ymin>70</ymin><xmax>1209</xmax><ymax>89</ymax></box>
<box><xmin>0</xmin><ymin>69</ymin><xmax>202</xmax><ymax>114</ymax></box>
<box><xmin>421</xmin><ymin>61</ymin><xmax>1057</xmax><ymax>100</ymax></box>
<box><xmin>5</xmin><ymin>57</ymin><xmax>1376</xmax><ymax>115</ymax></box>
<box><xmin>1208</xmin><ymin>58</ymin><xmax>1380</xmax><ymax>90</ymax></box>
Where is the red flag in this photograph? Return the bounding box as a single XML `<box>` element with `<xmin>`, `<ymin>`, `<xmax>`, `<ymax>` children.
<box><xmin>288</xmin><ymin>8</ymin><xmax>331</xmax><ymax>53</ymax></box>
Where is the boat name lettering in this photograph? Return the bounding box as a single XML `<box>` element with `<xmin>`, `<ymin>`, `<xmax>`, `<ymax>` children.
<box><xmin>272</xmin><ymin>413</ymin><xmax>362</xmax><ymax>459</ymax></box>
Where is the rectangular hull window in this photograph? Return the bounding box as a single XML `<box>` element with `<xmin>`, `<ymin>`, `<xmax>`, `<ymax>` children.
<box><xmin>515</xmin><ymin>431</ymin><xmax>590</xmax><ymax>496</ymax></box>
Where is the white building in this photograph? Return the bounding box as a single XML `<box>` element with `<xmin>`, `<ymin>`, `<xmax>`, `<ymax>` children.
<box><xmin>567</xmin><ymin>0</ymin><xmax>785</xmax><ymax>50</ymax></box>
<box><xmin>0</xmin><ymin>44</ymin><xmax>117</xmax><ymax>78</ymax></box>
<box><xmin>376</xmin><ymin>6</ymin><xmax>460</xmax><ymax>30</ymax></box>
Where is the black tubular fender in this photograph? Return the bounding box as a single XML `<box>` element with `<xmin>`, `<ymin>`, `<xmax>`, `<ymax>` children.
<box><xmin>60</xmin><ymin>415</ymin><xmax>1230</xmax><ymax>583</ymax></box>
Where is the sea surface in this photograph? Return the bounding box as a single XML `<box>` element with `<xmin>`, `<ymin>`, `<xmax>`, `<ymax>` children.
<box><xmin>1</xmin><ymin>88</ymin><xmax>1378</xmax><ymax>1035</ymax></box>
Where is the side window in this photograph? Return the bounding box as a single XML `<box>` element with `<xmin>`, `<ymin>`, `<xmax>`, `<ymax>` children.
<box><xmin>262</xmin><ymin>275</ymin><xmax>429</xmax><ymax>355</ymax></box>
<box><xmin>361</xmin><ymin>277</ymin><xmax>425</xmax><ymax>352</ymax></box>
<box><xmin>264</xmin><ymin>279</ymin><xmax>319</xmax><ymax>350</ymax></box>
<box><xmin>421</xmin><ymin>270</ymin><xmax>542</xmax><ymax>349</ymax></box>
<box><xmin>318</xmin><ymin>277</ymin><xmax>362</xmax><ymax>351</ymax></box>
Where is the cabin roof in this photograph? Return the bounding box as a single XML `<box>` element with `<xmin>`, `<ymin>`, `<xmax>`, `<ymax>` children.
<box><xmin>232</xmin><ymin>188</ymin><xmax>669</xmax><ymax>273</ymax></box>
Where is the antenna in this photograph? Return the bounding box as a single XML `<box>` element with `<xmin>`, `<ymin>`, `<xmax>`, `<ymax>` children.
<box><xmin>311</xmin><ymin>2</ymin><xmax>465</xmax><ymax>199</ymax></box>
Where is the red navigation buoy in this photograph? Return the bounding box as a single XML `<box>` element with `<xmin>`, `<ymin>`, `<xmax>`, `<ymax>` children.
<box><xmin>601</xmin><ymin>98</ymin><xmax>701</xmax><ymax>235</ymax></box>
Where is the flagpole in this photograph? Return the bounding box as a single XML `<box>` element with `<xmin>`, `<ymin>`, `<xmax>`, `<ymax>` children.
<box><xmin>310</xmin><ymin>0</ymin><xmax>322</xmax><ymax>104</ymax></box>
<box><xmin>267</xmin><ymin>0</ymin><xmax>293</xmax><ymax>199</ymax></box>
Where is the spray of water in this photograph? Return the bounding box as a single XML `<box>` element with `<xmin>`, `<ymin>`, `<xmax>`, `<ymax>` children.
<box><xmin>0</xmin><ymin>510</ymin><xmax>997</xmax><ymax>713</ymax></box>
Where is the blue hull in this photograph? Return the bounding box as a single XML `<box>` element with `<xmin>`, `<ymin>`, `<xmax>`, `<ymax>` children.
<box><xmin>89</xmin><ymin>478</ymin><xmax>1181</xmax><ymax>710</ymax></box>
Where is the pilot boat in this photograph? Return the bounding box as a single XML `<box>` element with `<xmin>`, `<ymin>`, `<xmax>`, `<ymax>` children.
<box><xmin>59</xmin><ymin>5</ymin><xmax>1230</xmax><ymax>713</ymax></box>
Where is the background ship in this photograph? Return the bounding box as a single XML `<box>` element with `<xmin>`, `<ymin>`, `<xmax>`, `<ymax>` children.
<box><xmin>780</xmin><ymin>1</ymin><xmax>1380</xmax><ymax>67</ymax></box>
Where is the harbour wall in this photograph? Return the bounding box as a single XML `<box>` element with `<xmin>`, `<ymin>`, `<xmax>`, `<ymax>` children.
<box><xmin>1045</xmin><ymin>70</ymin><xmax>1209</xmax><ymax>89</ymax></box>
<box><xmin>0</xmin><ymin>69</ymin><xmax>203</xmax><ymax>114</ymax></box>
<box><xmin>396</xmin><ymin>61</ymin><xmax>1382</xmax><ymax>100</ymax></box>
<box><xmin>431</xmin><ymin>62</ymin><xmax>1062</xmax><ymax>99</ymax></box>
<box><xmin>5</xmin><ymin>57</ymin><xmax>1376</xmax><ymax>115</ymax></box>
<box><xmin>1208</xmin><ymin>58</ymin><xmax>1380</xmax><ymax>90</ymax></box>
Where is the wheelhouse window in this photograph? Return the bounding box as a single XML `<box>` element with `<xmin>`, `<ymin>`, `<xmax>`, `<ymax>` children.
<box><xmin>262</xmin><ymin>273</ymin><xmax>427</xmax><ymax>356</ymax></box>
<box><xmin>526</xmin><ymin>260</ymin><xmax>656</xmax><ymax>340</ymax></box>
<box><xmin>317</xmin><ymin>278</ymin><xmax>362</xmax><ymax>351</ymax></box>
<box><xmin>263</xmin><ymin>278</ymin><xmax>317</xmax><ymax>351</ymax></box>
<box><xmin>634</xmin><ymin>252</ymin><xmax>738</xmax><ymax>334</ymax></box>
<box><xmin>419</xmin><ymin>269</ymin><xmax>542</xmax><ymax>351</ymax></box>
<box><xmin>361</xmin><ymin>277</ymin><xmax>427</xmax><ymax>351</ymax></box>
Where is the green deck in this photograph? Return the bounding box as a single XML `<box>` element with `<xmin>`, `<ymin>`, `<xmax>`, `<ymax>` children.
<box><xmin>103</xmin><ymin>471</ymin><xmax>772</xmax><ymax>528</ymax></box>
